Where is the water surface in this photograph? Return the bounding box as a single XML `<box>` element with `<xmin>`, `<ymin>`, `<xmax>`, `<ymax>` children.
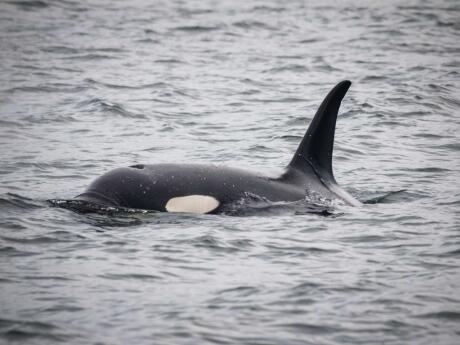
<box><xmin>1</xmin><ymin>0</ymin><xmax>459</xmax><ymax>344</ymax></box>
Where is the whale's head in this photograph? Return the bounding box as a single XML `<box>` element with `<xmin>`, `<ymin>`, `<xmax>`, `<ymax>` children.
<box><xmin>74</xmin><ymin>165</ymin><xmax>154</xmax><ymax>209</ymax></box>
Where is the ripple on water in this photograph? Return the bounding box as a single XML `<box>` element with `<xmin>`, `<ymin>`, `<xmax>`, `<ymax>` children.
<box><xmin>5</xmin><ymin>1</ymin><xmax>49</xmax><ymax>10</ymax></box>
<box><xmin>99</xmin><ymin>273</ymin><xmax>162</xmax><ymax>281</ymax></box>
<box><xmin>0</xmin><ymin>246</ymin><xmax>38</xmax><ymax>257</ymax></box>
<box><xmin>172</xmin><ymin>25</ymin><xmax>222</xmax><ymax>33</ymax></box>
<box><xmin>362</xmin><ymin>190</ymin><xmax>428</xmax><ymax>204</ymax></box>
<box><xmin>415</xmin><ymin>311</ymin><xmax>460</xmax><ymax>321</ymax></box>
<box><xmin>0</xmin><ymin>193</ymin><xmax>43</xmax><ymax>210</ymax></box>
<box><xmin>0</xmin><ymin>318</ymin><xmax>72</xmax><ymax>343</ymax></box>
<box><xmin>1</xmin><ymin>0</ymin><xmax>460</xmax><ymax>344</ymax></box>
<box><xmin>76</xmin><ymin>98</ymin><xmax>148</xmax><ymax>119</ymax></box>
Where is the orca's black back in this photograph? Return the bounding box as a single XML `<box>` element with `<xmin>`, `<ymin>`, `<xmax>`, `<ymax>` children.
<box><xmin>77</xmin><ymin>164</ymin><xmax>310</xmax><ymax>212</ymax></box>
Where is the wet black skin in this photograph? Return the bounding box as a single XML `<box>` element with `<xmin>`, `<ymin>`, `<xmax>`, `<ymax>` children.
<box><xmin>74</xmin><ymin>81</ymin><xmax>362</xmax><ymax>212</ymax></box>
<box><xmin>76</xmin><ymin>163</ymin><xmax>338</xmax><ymax>212</ymax></box>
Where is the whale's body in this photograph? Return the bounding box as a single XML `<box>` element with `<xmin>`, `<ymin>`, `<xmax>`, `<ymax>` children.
<box><xmin>75</xmin><ymin>81</ymin><xmax>361</xmax><ymax>214</ymax></box>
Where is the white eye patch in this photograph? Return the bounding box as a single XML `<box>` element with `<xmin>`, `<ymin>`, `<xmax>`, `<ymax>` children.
<box><xmin>165</xmin><ymin>195</ymin><xmax>220</xmax><ymax>214</ymax></box>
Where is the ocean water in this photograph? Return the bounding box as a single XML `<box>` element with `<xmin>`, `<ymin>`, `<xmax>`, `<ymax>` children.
<box><xmin>1</xmin><ymin>0</ymin><xmax>459</xmax><ymax>344</ymax></box>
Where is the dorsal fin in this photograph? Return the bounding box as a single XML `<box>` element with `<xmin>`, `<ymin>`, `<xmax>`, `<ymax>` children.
<box><xmin>288</xmin><ymin>80</ymin><xmax>351</xmax><ymax>183</ymax></box>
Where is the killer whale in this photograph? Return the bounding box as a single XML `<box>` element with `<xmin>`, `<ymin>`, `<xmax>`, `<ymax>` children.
<box><xmin>74</xmin><ymin>80</ymin><xmax>361</xmax><ymax>213</ymax></box>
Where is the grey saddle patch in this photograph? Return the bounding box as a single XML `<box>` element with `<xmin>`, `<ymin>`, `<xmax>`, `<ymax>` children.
<box><xmin>165</xmin><ymin>195</ymin><xmax>220</xmax><ymax>214</ymax></box>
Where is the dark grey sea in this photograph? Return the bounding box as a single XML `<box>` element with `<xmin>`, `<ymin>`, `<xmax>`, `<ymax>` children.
<box><xmin>1</xmin><ymin>0</ymin><xmax>459</xmax><ymax>344</ymax></box>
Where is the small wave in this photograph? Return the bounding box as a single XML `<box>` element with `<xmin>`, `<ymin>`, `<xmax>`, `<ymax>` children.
<box><xmin>362</xmin><ymin>190</ymin><xmax>427</xmax><ymax>204</ymax></box>
<box><xmin>84</xmin><ymin>78</ymin><xmax>168</xmax><ymax>90</ymax></box>
<box><xmin>407</xmin><ymin>167</ymin><xmax>450</xmax><ymax>173</ymax></box>
<box><xmin>440</xmin><ymin>95</ymin><xmax>460</xmax><ymax>109</ymax></box>
<box><xmin>43</xmin><ymin>305</ymin><xmax>84</xmax><ymax>313</ymax></box>
<box><xmin>0</xmin><ymin>193</ymin><xmax>43</xmax><ymax>210</ymax></box>
<box><xmin>22</xmin><ymin>114</ymin><xmax>79</xmax><ymax>124</ymax></box>
<box><xmin>154</xmin><ymin>58</ymin><xmax>183</xmax><ymax>64</ymax></box>
<box><xmin>291</xmin><ymin>281</ymin><xmax>323</xmax><ymax>291</ymax></box>
<box><xmin>247</xmin><ymin>144</ymin><xmax>273</xmax><ymax>152</ymax></box>
<box><xmin>436</xmin><ymin>142</ymin><xmax>460</xmax><ymax>151</ymax></box>
<box><xmin>252</xmin><ymin>5</ymin><xmax>286</xmax><ymax>13</ymax></box>
<box><xmin>0</xmin><ymin>119</ymin><xmax>22</xmax><ymax>127</ymax></box>
<box><xmin>61</xmin><ymin>53</ymin><xmax>116</xmax><ymax>61</ymax></box>
<box><xmin>413</xmin><ymin>132</ymin><xmax>446</xmax><ymax>139</ymax></box>
<box><xmin>1</xmin><ymin>234</ymin><xmax>64</xmax><ymax>245</ymax></box>
<box><xmin>0</xmin><ymin>277</ymin><xmax>16</xmax><ymax>283</ymax></box>
<box><xmin>188</xmin><ymin>234</ymin><xmax>242</xmax><ymax>253</ymax></box>
<box><xmin>277</xmin><ymin>134</ymin><xmax>303</xmax><ymax>142</ymax></box>
<box><xmin>233</xmin><ymin>20</ymin><xmax>275</xmax><ymax>30</ymax></box>
<box><xmin>263</xmin><ymin>64</ymin><xmax>308</xmax><ymax>73</ymax></box>
<box><xmin>22</xmin><ymin>275</ymin><xmax>75</xmax><ymax>281</ymax></box>
<box><xmin>136</xmin><ymin>38</ymin><xmax>161</xmax><ymax>44</ymax></box>
<box><xmin>41</xmin><ymin>45</ymin><xmax>79</xmax><ymax>54</ymax></box>
<box><xmin>215</xmin><ymin>285</ymin><xmax>260</xmax><ymax>298</ymax></box>
<box><xmin>339</xmin><ymin>234</ymin><xmax>388</xmax><ymax>243</ymax></box>
<box><xmin>172</xmin><ymin>25</ymin><xmax>221</xmax><ymax>33</ymax></box>
<box><xmin>0</xmin><ymin>318</ymin><xmax>71</xmax><ymax>343</ymax></box>
<box><xmin>87</xmin><ymin>47</ymin><xmax>125</xmax><ymax>53</ymax></box>
<box><xmin>415</xmin><ymin>311</ymin><xmax>460</xmax><ymax>320</ymax></box>
<box><xmin>425</xmin><ymin>248</ymin><xmax>460</xmax><ymax>258</ymax></box>
<box><xmin>362</xmin><ymin>75</ymin><xmax>387</xmax><ymax>82</ymax></box>
<box><xmin>235</xmin><ymin>88</ymin><xmax>260</xmax><ymax>95</ymax></box>
<box><xmin>5</xmin><ymin>84</ymin><xmax>86</xmax><ymax>94</ymax></box>
<box><xmin>246</xmin><ymin>97</ymin><xmax>307</xmax><ymax>104</ymax></box>
<box><xmin>5</xmin><ymin>0</ymin><xmax>48</xmax><ymax>9</ymax></box>
<box><xmin>273</xmin><ymin>322</ymin><xmax>341</xmax><ymax>334</ymax></box>
<box><xmin>1</xmin><ymin>329</ymin><xmax>68</xmax><ymax>343</ymax></box>
<box><xmin>77</xmin><ymin>98</ymin><xmax>147</xmax><ymax>119</ymax></box>
<box><xmin>438</xmin><ymin>198</ymin><xmax>460</xmax><ymax>206</ymax></box>
<box><xmin>265</xmin><ymin>244</ymin><xmax>340</xmax><ymax>256</ymax></box>
<box><xmin>176</xmin><ymin>8</ymin><xmax>214</xmax><ymax>16</ymax></box>
<box><xmin>437</xmin><ymin>20</ymin><xmax>460</xmax><ymax>29</ymax></box>
<box><xmin>0</xmin><ymin>246</ymin><xmax>38</xmax><ymax>257</ymax></box>
<box><xmin>298</xmin><ymin>38</ymin><xmax>321</xmax><ymax>44</ymax></box>
<box><xmin>10</xmin><ymin>63</ymin><xmax>41</xmax><ymax>71</ymax></box>
<box><xmin>99</xmin><ymin>273</ymin><xmax>161</xmax><ymax>281</ymax></box>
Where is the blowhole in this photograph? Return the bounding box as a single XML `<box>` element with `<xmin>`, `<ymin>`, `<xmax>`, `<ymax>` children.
<box><xmin>130</xmin><ymin>164</ymin><xmax>145</xmax><ymax>169</ymax></box>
